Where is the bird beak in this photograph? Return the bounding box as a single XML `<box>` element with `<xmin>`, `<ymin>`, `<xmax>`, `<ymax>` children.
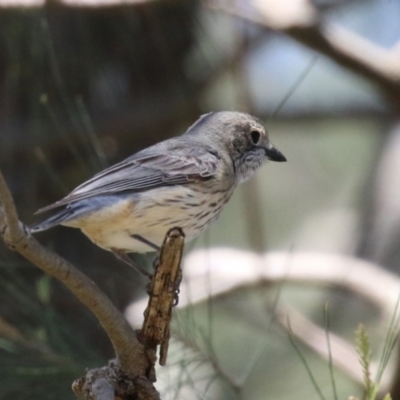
<box><xmin>265</xmin><ymin>145</ymin><xmax>287</xmax><ymax>162</ymax></box>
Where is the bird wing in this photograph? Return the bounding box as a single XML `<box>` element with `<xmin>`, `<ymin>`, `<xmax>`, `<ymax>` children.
<box><xmin>36</xmin><ymin>146</ymin><xmax>220</xmax><ymax>213</ymax></box>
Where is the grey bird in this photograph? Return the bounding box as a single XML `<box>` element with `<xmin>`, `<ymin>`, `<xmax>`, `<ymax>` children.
<box><xmin>32</xmin><ymin>111</ymin><xmax>286</xmax><ymax>269</ymax></box>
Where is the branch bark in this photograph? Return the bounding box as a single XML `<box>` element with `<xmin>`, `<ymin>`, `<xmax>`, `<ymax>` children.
<box><xmin>139</xmin><ymin>228</ymin><xmax>185</xmax><ymax>366</ymax></box>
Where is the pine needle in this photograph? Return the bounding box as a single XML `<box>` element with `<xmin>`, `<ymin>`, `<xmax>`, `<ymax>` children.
<box><xmin>355</xmin><ymin>324</ymin><xmax>378</xmax><ymax>400</ymax></box>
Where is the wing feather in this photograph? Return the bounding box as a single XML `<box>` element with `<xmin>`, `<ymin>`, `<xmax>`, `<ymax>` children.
<box><xmin>36</xmin><ymin>146</ymin><xmax>219</xmax><ymax>213</ymax></box>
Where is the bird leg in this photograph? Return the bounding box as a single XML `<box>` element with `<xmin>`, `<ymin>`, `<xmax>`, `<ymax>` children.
<box><xmin>111</xmin><ymin>248</ymin><xmax>153</xmax><ymax>279</ymax></box>
<box><xmin>113</xmin><ymin>236</ymin><xmax>163</xmax><ymax>281</ymax></box>
<box><xmin>131</xmin><ymin>234</ymin><xmax>160</xmax><ymax>252</ymax></box>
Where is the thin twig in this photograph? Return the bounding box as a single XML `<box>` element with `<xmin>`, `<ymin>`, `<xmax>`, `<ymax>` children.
<box><xmin>0</xmin><ymin>172</ymin><xmax>23</xmax><ymax>243</ymax></box>
<box><xmin>173</xmin><ymin>329</ymin><xmax>242</xmax><ymax>394</ymax></box>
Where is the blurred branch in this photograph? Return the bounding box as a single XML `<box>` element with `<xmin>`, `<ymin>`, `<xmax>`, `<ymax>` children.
<box><xmin>274</xmin><ymin>305</ymin><xmax>386</xmax><ymax>388</ymax></box>
<box><xmin>128</xmin><ymin>248</ymin><xmax>400</xmax><ymax>394</ymax></box>
<box><xmin>128</xmin><ymin>250</ymin><xmax>400</xmax><ymax>326</ymax></box>
<box><xmin>0</xmin><ymin>314</ymin><xmax>76</xmax><ymax>364</ymax></box>
<box><xmin>128</xmin><ymin>249</ymin><xmax>399</xmax><ymax>393</ymax></box>
<box><xmin>233</xmin><ymin>26</ymin><xmax>267</xmax><ymax>252</ymax></box>
<box><xmin>170</xmin><ymin>250</ymin><xmax>400</xmax><ymax>316</ymax></box>
<box><xmin>209</xmin><ymin>0</ymin><xmax>400</xmax><ymax>107</ymax></box>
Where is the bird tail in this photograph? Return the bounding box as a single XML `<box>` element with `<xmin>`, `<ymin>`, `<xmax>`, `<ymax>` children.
<box><xmin>30</xmin><ymin>208</ymin><xmax>75</xmax><ymax>233</ymax></box>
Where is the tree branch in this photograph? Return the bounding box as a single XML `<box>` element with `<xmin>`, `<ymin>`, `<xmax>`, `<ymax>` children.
<box><xmin>139</xmin><ymin>227</ymin><xmax>185</xmax><ymax>366</ymax></box>
<box><xmin>209</xmin><ymin>0</ymin><xmax>400</xmax><ymax>107</ymax></box>
<box><xmin>0</xmin><ymin>169</ymin><xmax>148</xmax><ymax>379</ymax></box>
<box><xmin>175</xmin><ymin>249</ymin><xmax>400</xmax><ymax>317</ymax></box>
<box><xmin>273</xmin><ymin>305</ymin><xmax>388</xmax><ymax>388</ymax></box>
<box><xmin>128</xmin><ymin>249</ymin><xmax>398</xmax><ymax>394</ymax></box>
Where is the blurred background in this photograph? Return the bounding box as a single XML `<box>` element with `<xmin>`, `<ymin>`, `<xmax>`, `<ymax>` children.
<box><xmin>1</xmin><ymin>0</ymin><xmax>400</xmax><ymax>399</ymax></box>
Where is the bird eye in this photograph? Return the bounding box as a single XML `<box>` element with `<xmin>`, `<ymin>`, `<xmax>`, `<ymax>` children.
<box><xmin>250</xmin><ymin>131</ymin><xmax>261</xmax><ymax>145</ymax></box>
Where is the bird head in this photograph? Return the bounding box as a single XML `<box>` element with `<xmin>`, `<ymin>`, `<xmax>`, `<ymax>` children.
<box><xmin>186</xmin><ymin>111</ymin><xmax>286</xmax><ymax>183</ymax></box>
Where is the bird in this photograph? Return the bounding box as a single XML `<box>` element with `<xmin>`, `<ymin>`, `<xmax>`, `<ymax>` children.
<box><xmin>32</xmin><ymin>111</ymin><xmax>286</xmax><ymax>273</ymax></box>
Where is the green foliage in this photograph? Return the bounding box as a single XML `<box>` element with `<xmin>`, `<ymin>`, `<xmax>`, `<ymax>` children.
<box><xmin>355</xmin><ymin>324</ymin><xmax>378</xmax><ymax>400</ymax></box>
<box><xmin>352</xmin><ymin>324</ymin><xmax>392</xmax><ymax>400</ymax></box>
<box><xmin>0</xmin><ymin>262</ymin><xmax>106</xmax><ymax>400</ymax></box>
<box><xmin>377</xmin><ymin>297</ymin><xmax>400</xmax><ymax>384</ymax></box>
